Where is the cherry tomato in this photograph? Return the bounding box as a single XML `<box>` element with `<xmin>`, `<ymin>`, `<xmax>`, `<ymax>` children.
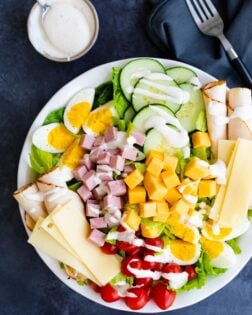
<box><xmin>145</xmin><ymin>237</ymin><xmax>164</xmax><ymax>249</ymax></box>
<box><xmin>162</xmin><ymin>263</ymin><xmax>182</xmax><ymax>273</ymax></box>
<box><xmin>121</xmin><ymin>255</ymin><xmax>140</xmax><ymax>276</ymax></box>
<box><xmin>101</xmin><ymin>242</ymin><xmax>117</xmax><ymax>255</ymax></box>
<box><xmin>124</xmin><ymin>287</ymin><xmax>149</xmax><ymax>310</ymax></box>
<box><xmin>118</xmin><ymin>225</ymin><xmax>126</xmax><ymax>232</ymax></box>
<box><xmin>101</xmin><ymin>284</ymin><xmax>121</xmax><ymax>302</ymax></box>
<box><xmin>142</xmin><ymin>250</ymin><xmax>157</xmax><ymax>270</ymax></box>
<box><xmin>90</xmin><ymin>282</ymin><xmax>101</xmax><ymax>293</ymax></box>
<box><xmin>152</xmin><ymin>283</ymin><xmax>176</xmax><ymax>310</ymax></box>
<box><xmin>145</xmin><ymin>286</ymin><xmax>152</xmax><ymax>300</ymax></box>
<box><xmin>135</xmin><ymin>277</ymin><xmax>153</xmax><ymax>288</ymax></box>
<box><xmin>185</xmin><ymin>265</ymin><xmax>197</xmax><ymax>280</ymax></box>
<box><xmin>155</xmin><ymin>262</ymin><xmax>165</xmax><ymax>271</ymax></box>
<box><xmin>117</xmin><ymin>241</ymin><xmax>140</xmax><ymax>254</ymax></box>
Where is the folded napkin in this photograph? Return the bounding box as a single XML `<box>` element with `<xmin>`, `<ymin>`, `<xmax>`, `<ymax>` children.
<box><xmin>147</xmin><ymin>0</ymin><xmax>252</xmax><ymax>87</ymax></box>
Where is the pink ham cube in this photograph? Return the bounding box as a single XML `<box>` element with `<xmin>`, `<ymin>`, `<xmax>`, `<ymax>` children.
<box><xmin>96</xmin><ymin>165</ymin><xmax>113</xmax><ymax>172</ymax></box>
<box><xmin>86</xmin><ymin>203</ymin><xmax>100</xmax><ymax>217</ymax></box>
<box><xmin>96</xmin><ymin>171</ymin><xmax>113</xmax><ymax>181</ymax></box>
<box><xmin>90</xmin><ymin>149</ymin><xmax>104</xmax><ymax>163</ymax></box>
<box><xmin>88</xmin><ymin>229</ymin><xmax>106</xmax><ymax>247</ymax></box>
<box><xmin>104</xmin><ymin>126</ymin><xmax>118</xmax><ymax>142</ymax></box>
<box><xmin>96</xmin><ymin>151</ymin><xmax>111</xmax><ymax>165</ymax></box>
<box><xmin>107</xmin><ymin>180</ymin><xmax>127</xmax><ymax>196</ymax></box>
<box><xmin>93</xmin><ymin>184</ymin><xmax>108</xmax><ymax>200</ymax></box>
<box><xmin>93</xmin><ymin>136</ymin><xmax>105</xmax><ymax>147</ymax></box>
<box><xmin>107</xmin><ymin>148</ymin><xmax>120</xmax><ymax>155</ymax></box>
<box><xmin>123</xmin><ymin>165</ymin><xmax>135</xmax><ymax>174</ymax></box>
<box><xmin>131</xmin><ymin>131</ymin><xmax>146</xmax><ymax>146</ymax></box>
<box><xmin>79</xmin><ymin>155</ymin><xmax>94</xmax><ymax>170</ymax></box>
<box><xmin>77</xmin><ymin>185</ymin><xmax>92</xmax><ymax>202</ymax></box>
<box><xmin>121</xmin><ymin>147</ymin><xmax>137</xmax><ymax>161</ymax></box>
<box><xmin>90</xmin><ymin>217</ymin><xmax>107</xmax><ymax>229</ymax></box>
<box><xmin>73</xmin><ymin>165</ymin><xmax>88</xmax><ymax>181</ymax></box>
<box><xmin>80</xmin><ymin>134</ymin><xmax>95</xmax><ymax>150</ymax></box>
<box><xmin>104</xmin><ymin>195</ymin><xmax>123</xmax><ymax>209</ymax></box>
<box><xmin>82</xmin><ymin>170</ymin><xmax>100</xmax><ymax>190</ymax></box>
<box><xmin>110</xmin><ymin>155</ymin><xmax>125</xmax><ymax>171</ymax></box>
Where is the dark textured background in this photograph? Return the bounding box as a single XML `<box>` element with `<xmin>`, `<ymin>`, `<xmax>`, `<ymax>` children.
<box><xmin>0</xmin><ymin>1</ymin><xmax>251</xmax><ymax>314</ymax></box>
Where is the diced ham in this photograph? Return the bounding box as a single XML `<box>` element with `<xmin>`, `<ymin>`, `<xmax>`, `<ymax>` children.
<box><xmin>88</xmin><ymin>229</ymin><xmax>106</xmax><ymax>247</ymax></box>
<box><xmin>86</xmin><ymin>199</ymin><xmax>99</xmax><ymax>205</ymax></box>
<box><xmin>82</xmin><ymin>170</ymin><xmax>101</xmax><ymax>190</ymax></box>
<box><xmin>121</xmin><ymin>147</ymin><xmax>137</xmax><ymax>161</ymax></box>
<box><xmin>107</xmin><ymin>148</ymin><xmax>120</xmax><ymax>155</ymax></box>
<box><xmin>104</xmin><ymin>194</ymin><xmax>123</xmax><ymax>209</ymax></box>
<box><xmin>131</xmin><ymin>131</ymin><xmax>146</xmax><ymax>146</ymax></box>
<box><xmin>79</xmin><ymin>134</ymin><xmax>95</xmax><ymax>150</ymax></box>
<box><xmin>93</xmin><ymin>183</ymin><xmax>108</xmax><ymax>200</ymax></box>
<box><xmin>86</xmin><ymin>203</ymin><xmax>100</xmax><ymax>217</ymax></box>
<box><xmin>96</xmin><ymin>165</ymin><xmax>113</xmax><ymax>172</ymax></box>
<box><xmin>77</xmin><ymin>185</ymin><xmax>92</xmax><ymax>202</ymax></box>
<box><xmin>107</xmin><ymin>180</ymin><xmax>127</xmax><ymax>196</ymax></box>
<box><xmin>96</xmin><ymin>171</ymin><xmax>113</xmax><ymax>181</ymax></box>
<box><xmin>96</xmin><ymin>151</ymin><xmax>111</xmax><ymax>165</ymax></box>
<box><xmin>73</xmin><ymin>165</ymin><xmax>88</xmax><ymax>181</ymax></box>
<box><xmin>90</xmin><ymin>149</ymin><xmax>104</xmax><ymax>163</ymax></box>
<box><xmin>110</xmin><ymin>155</ymin><xmax>125</xmax><ymax>171</ymax></box>
<box><xmin>79</xmin><ymin>155</ymin><xmax>94</xmax><ymax>170</ymax></box>
<box><xmin>93</xmin><ymin>136</ymin><xmax>105</xmax><ymax>147</ymax></box>
<box><xmin>104</xmin><ymin>126</ymin><xmax>118</xmax><ymax>142</ymax></box>
<box><xmin>90</xmin><ymin>217</ymin><xmax>107</xmax><ymax>229</ymax></box>
<box><xmin>123</xmin><ymin>165</ymin><xmax>135</xmax><ymax>174</ymax></box>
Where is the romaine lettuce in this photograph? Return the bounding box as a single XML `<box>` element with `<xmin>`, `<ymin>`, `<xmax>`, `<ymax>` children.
<box><xmin>110</xmin><ymin>272</ymin><xmax>134</xmax><ymax>286</ymax></box>
<box><xmin>226</xmin><ymin>238</ymin><xmax>241</xmax><ymax>255</ymax></box>
<box><xmin>112</xmin><ymin>67</ymin><xmax>129</xmax><ymax>118</ymax></box>
<box><xmin>94</xmin><ymin>81</ymin><xmax>113</xmax><ymax>109</ymax></box>
<box><xmin>43</xmin><ymin>107</ymin><xmax>65</xmax><ymax>125</ymax></box>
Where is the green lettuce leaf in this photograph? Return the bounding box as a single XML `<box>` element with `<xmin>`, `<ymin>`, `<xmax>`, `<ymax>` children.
<box><xmin>105</xmin><ymin>226</ymin><xmax>118</xmax><ymax>245</ymax></box>
<box><xmin>67</xmin><ymin>181</ymin><xmax>82</xmax><ymax>192</ymax></box>
<box><xmin>226</xmin><ymin>238</ymin><xmax>241</xmax><ymax>255</ymax></box>
<box><xmin>191</xmin><ymin>147</ymin><xmax>212</xmax><ymax>162</ymax></box>
<box><xmin>141</xmin><ymin>218</ymin><xmax>165</xmax><ymax>236</ymax></box>
<box><xmin>29</xmin><ymin>145</ymin><xmax>61</xmax><ymax>175</ymax></box>
<box><xmin>134</xmin><ymin>162</ymin><xmax>146</xmax><ymax>174</ymax></box>
<box><xmin>43</xmin><ymin>107</ymin><xmax>65</xmax><ymax>125</ymax></box>
<box><xmin>175</xmin><ymin>150</ymin><xmax>189</xmax><ymax>179</ymax></box>
<box><xmin>195</xmin><ymin>111</ymin><xmax>207</xmax><ymax>131</ymax></box>
<box><xmin>112</xmin><ymin>67</ymin><xmax>129</xmax><ymax>118</ymax></box>
<box><xmin>110</xmin><ymin>272</ymin><xmax>134</xmax><ymax>286</ymax></box>
<box><xmin>94</xmin><ymin>81</ymin><xmax>113</xmax><ymax>109</ymax></box>
<box><xmin>248</xmin><ymin>209</ymin><xmax>252</xmax><ymax>219</ymax></box>
<box><xmin>112</xmin><ymin>116</ymin><xmax>126</xmax><ymax>131</ymax></box>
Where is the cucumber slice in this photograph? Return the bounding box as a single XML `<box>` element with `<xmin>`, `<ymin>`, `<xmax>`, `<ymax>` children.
<box><xmin>123</xmin><ymin>106</ymin><xmax>135</xmax><ymax>123</ymax></box>
<box><xmin>143</xmin><ymin>128</ymin><xmax>176</xmax><ymax>155</ymax></box>
<box><xmin>132</xmin><ymin>105</ymin><xmax>175</xmax><ymax>134</ymax></box>
<box><xmin>166</xmin><ymin>66</ymin><xmax>197</xmax><ymax>85</ymax></box>
<box><xmin>176</xmin><ymin>83</ymin><xmax>207</xmax><ymax>132</ymax></box>
<box><xmin>120</xmin><ymin>58</ymin><xmax>165</xmax><ymax>101</ymax></box>
<box><xmin>132</xmin><ymin>76</ymin><xmax>181</xmax><ymax>113</ymax></box>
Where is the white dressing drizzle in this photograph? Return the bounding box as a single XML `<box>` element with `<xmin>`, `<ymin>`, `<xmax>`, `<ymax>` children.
<box><xmin>209</xmin><ymin>159</ymin><xmax>227</xmax><ymax>185</ymax></box>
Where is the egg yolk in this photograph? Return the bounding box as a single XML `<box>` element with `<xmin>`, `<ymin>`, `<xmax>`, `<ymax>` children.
<box><xmin>167</xmin><ymin>217</ymin><xmax>197</xmax><ymax>243</ymax></box>
<box><xmin>48</xmin><ymin>124</ymin><xmax>75</xmax><ymax>150</ymax></box>
<box><xmin>170</xmin><ymin>239</ymin><xmax>197</xmax><ymax>261</ymax></box>
<box><xmin>67</xmin><ymin>102</ymin><xmax>91</xmax><ymax>128</ymax></box>
<box><xmin>203</xmin><ymin>224</ymin><xmax>232</xmax><ymax>241</ymax></box>
<box><xmin>60</xmin><ymin>138</ymin><xmax>84</xmax><ymax>169</ymax></box>
<box><xmin>200</xmin><ymin>236</ymin><xmax>224</xmax><ymax>259</ymax></box>
<box><xmin>84</xmin><ymin>107</ymin><xmax>113</xmax><ymax>135</ymax></box>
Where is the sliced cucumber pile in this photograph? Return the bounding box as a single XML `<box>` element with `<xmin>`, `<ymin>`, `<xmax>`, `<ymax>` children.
<box><xmin>166</xmin><ymin>66</ymin><xmax>197</xmax><ymax>84</ymax></box>
<box><xmin>176</xmin><ymin>83</ymin><xmax>207</xmax><ymax>132</ymax></box>
<box><xmin>132</xmin><ymin>104</ymin><xmax>175</xmax><ymax>134</ymax></box>
<box><xmin>143</xmin><ymin>128</ymin><xmax>176</xmax><ymax>155</ymax></box>
<box><xmin>120</xmin><ymin>58</ymin><xmax>165</xmax><ymax>102</ymax></box>
<box><xmin>123</xmin><ymin>106</ymin><xmax>135</xmax><ymax>123</ymax></box>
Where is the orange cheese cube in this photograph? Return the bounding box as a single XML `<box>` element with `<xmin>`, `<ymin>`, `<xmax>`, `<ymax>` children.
<box><xmin>123</xmin><ymin>208</ymin><xmax>141</xmax><ymax>231</ymax></box>
<box><xmin>146</xmin><ymin>157</ymin><xmax>164</xmax><ymax>176</ymax></box>
<box><xmin>191</xmin><ymin>132</ymin><xmax>211</xmax><ymax>148</ymax></box>
<box><xmin>198</xmin><ymin>180</ymin><xmax>217</xmax><ymax>198</ymax></box>
<box><xmin>128</xmin><ymin>186</ymin><xmax>146</xmax><ymax>204</ymax></box>
<box><xmin>139</xmin><ymin>202</ymin><xmax>157</xmax><ymax>218</ymax></box>
<box><xmin>170</xmin><ymin>199</ymin><xmax>190</xmax><ymax>216</ymax></box>
<box><xmin>161</xmin><ymin>170</ymin><xmax>180</xmax><ymax>189</ymax></box>
<box><xmin>146</xmin><ymin>150</ymin><xmax>164</xmax><ymax>165</ymax></box>
<box><xmin>165</xmin><ymin>188</ymin><xmax>182</xmax><ymax>205</ymax></box>
<box><xmin>144</xmin><ymin>172</ymin><xmax>168</xmax><ymax>201</ymax></box>
<box><xmin>184</xmin><ymin>157</ymin><xmax>209</xmax><ymax>180</ymax></box>
<box><xmin>154</xmin><ymin>202</ymin><xmax>170</xmax><ymax>222</ymax></box>
<box><xmin>124</xmin><ymin>169</ymin><xmax>144</xmax><ymax>189</ymax></box>
<box><xmin>163</xmin><ymin>154</ymin><xmax>178</xmax><ymax>172</ymax></box>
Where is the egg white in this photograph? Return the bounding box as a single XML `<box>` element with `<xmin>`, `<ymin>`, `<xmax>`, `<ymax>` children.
<box><xmin>64</xmin><ymin>87</ymin><xmax>95</xmax><ymax>134</ymax></box>
<box><xmin>211</xmin><ymin>242</ymin><xmax>236</xmax><ymax>269</ymax></box>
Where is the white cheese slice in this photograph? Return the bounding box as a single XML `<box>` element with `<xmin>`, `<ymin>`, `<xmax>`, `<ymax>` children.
<box><xmin>28</xmin><ymin>218</ymin><xmax>101</xmax><ymax>285</ymax></box>
<box><xmin>217</xmin><ymin>140</ymin><xmax>236</xmax><ymax>164</ymax></box>
<box><xmin>51</xmin><ymin>202</ymin><xmax>121</xmax><ymax>285</ymax></box>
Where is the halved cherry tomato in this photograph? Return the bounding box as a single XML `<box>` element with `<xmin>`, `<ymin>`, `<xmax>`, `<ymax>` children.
<box><xmin>162</xmin><ymin>263</ymin><xmax>182</xmax><ymax>273</ymax></box>
<box><xmin>135</xmin><ymin>277</ymin><xmax>153</xmax><ymax>288</ymax></box>
<box><xmin>100</xmin><ymin>242</ymin><xmax>117</xmax><ymax>255</ymax></box>
<box><xmin>145</xmin><ymin>237</ymin><xmax>164</xmax><ymax>249</ymax></box>
<box><xmin>185</xmin><ymin>265</ymin><xmax>197</xmax><ymax>280</ymax></box>
<box><xmin>117</xmin><ymin>241</ymin><xmax>140</xmax><ymax>254</ymax></box>
<box><xmin>155</xmin><ymin>262</ymin><xmax>165</xmax><ymax>271</ymax></box>
<box><xmin>118</xmin><ymin>225</ymin><xmax>126</xmax><ymax>232</ymax></box>
<box><xmin>100</xmin><ymin>284</ymin><xmax>121</xmax><ymax>302</ymax></box>
<box><xmin>142</xmin><ymin>250</ymin><xmax>157</xmax><ymax>270</ymax></box>
<box><xmin>152</xmin><ymin>283</ymin><xmax>176</xmax><ymax>310</ymax></box>
<box><xmin>121</xmin><ymin>255</ymin><xmax>140</xmax><ymax>276</ymax></box>
<box><xmin>124</xmin><ymin>287</ymin><xmax>149</xmax><ymax>310</ymax></box>
<box><xmin>90</xmin><ymin>282</ymin><xmax>101</xmax><ymax>293</ymax></box>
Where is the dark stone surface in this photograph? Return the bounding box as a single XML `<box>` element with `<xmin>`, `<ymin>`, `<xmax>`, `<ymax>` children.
<box><xmin>0</xmin><ymin>1</ymin><xmax>251</xmax><ymax>314</ymax></box>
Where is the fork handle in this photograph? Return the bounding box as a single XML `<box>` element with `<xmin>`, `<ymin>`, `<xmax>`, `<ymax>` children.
<box><xmin>227</xmin><ymin>48</ymin><xmax>252</xmax><ymax>89</ymax></box>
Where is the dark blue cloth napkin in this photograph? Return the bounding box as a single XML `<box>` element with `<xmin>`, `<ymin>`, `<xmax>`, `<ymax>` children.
<box><xmin>147</xmin><ymin>0</ymin><xmax>252</xmax><ymax>87</ymax></box>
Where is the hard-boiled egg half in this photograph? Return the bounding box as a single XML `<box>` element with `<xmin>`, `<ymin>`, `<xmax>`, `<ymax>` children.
<box><xmin>202</xmin><ymin>219</ymin><xmax>250</xmax><ymax>241</ymax></box>
<box><xmin>168</xmin><ymin>239</ymin><xmax>201</xmax><ymax>265</ymax></box>
<box><xmin>200</xmin><ymin>236</ymin><xmax>236</xmax><ymax>268</ymax></box>
<box><xmin>64</xmin><ymin>88</ymin><xmax>95</xmax><ymax>134</ymax></box>
<box><xmin>32</xmin><ymin>123</ymin><xmax>76</xmax><ymax>153</ymax></box>
<box><xmin>82</xmin><ymin>101</ymin><xmax>118</xmax><ymax>136</ymax></box>
<box><xmin>167</xmin><ymin>217</ymin><xmax>200</xmax><ymax>244</ymax></box>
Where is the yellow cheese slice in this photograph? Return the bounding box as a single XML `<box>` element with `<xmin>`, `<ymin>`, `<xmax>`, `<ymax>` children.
<box><xmin>28</xmin><ymin>218</ymin><xmax>101</xmax><ymax>285</ymax></box>
<box><xmin>218</xmin><ymin>140</ymin><xmax>236</xmax><ymax>164</ymax></box>
<box><xmin>217</xmin><ymin>139</ymin><xmax>252</xmax><ymax>226</ymax></box>
<box><xmin>52</xmin><ymin>202</ymin><xmax>121</xmax><ymax>286</ymax></box>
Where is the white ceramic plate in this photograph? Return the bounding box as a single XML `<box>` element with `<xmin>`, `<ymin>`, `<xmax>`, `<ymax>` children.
<box><xmin>17</xmin><ymin>58</ymin><xmax>252</xmax><ymax>312</ymax></box>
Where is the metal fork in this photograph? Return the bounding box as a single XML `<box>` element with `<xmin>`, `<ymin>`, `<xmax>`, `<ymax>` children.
<box><xmin>186</xmin><ymin>0</ymin><xmax>252</xmax><ymax>88</ymax></box>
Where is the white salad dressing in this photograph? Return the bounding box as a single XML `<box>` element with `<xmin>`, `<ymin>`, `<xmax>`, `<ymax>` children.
<box><xmin>189</xmin><ymin>76</ymin><xmax>202</xmax><ymax>89</ymax></box>
<box><xmin>209</xmin><ymin>159</ymin><xmax>227</xmax><ymax>185</ymax></box>
<box><xmin>161</xmin><ymin>272</ymin><xmax>188</xmax><ymax>290</ymax></box>
<box><xmin>28</xmin><ymin>0</ymin><xmax>97</xmax><ymax>60</ymax></box>
<box><xmin>145</xmin><ymin>72</ymin><xmax>173</xmax><ymax>81</ymax></box>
